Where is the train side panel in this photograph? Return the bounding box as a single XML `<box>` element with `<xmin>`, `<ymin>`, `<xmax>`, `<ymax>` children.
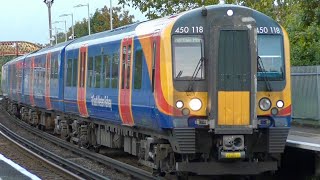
<box><xmin>64</xmin><ymin>48</ymin><xmax>79</xmax><ymax>114</ymax></box>
<box><xmin>1</xmin><ymin>65</ymin><xmax>8</xmax><ymax>96</ymax></box>
<box><xmin>23</xmin><ymin>57</ymin><xmax>34</xmax><ymax>106</ymax></box>
<box><xmin>85</xmin><ymin>40</ymin><xmax>122</xmax><ymax>123</ymax></box>
<box><xmin>33</xmin><ymin>54</ymin><xmax>46</xmax><ymax>109</ymax></box>
<box><xmin>130</xmin><ymin>37</ymin><xmax>155</xmax><ymax>129</ymax></box>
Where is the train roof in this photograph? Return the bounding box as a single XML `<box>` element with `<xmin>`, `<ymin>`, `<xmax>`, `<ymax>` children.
<box><xmin>66</xmin><ymin>4</ymin><xmax>281</xmax><ymax>49</ymax></box>
<box><xmin>65</xmin><ymin>15</ymin><xmax>180</xmax><ymax>50</ymax></box>
<box><xmin>28</xmin><ymin>40</ymin><xmax>74</xmax><ymax>57</ymax></box>
<box><xmin>181</xmin><ymin>4</ymin><xmax>281</xmax><ymax>29</ymax></box>
<box><xmin>5</xmin><ymin>54</ymin><xmax>29</xmax><ymax>65</ymax></box>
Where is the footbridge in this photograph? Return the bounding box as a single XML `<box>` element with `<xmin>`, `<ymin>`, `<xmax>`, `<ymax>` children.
<box><xmin>0</xmin><ymin>41</ymin><xmax>41</xmax><ymax>56</ymax></box>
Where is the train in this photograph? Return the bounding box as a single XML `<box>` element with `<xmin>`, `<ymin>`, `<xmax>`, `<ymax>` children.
<box><xmin>1</xmin><ymin>4</ymin><xmax>291</xmax><ymax>176</ymax></box>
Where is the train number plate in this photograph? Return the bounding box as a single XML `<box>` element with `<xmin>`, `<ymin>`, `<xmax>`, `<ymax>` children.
<box><xmin>225</xmin><ymin>152</ymin><xmax>241</xmax><ymax>158</ymax></box>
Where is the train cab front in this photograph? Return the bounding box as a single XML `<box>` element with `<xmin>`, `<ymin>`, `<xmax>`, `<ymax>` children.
<box><xmin>163</xmin><ymin>5</ymin><xmax>291</xmax><ymax>175</ymax></box>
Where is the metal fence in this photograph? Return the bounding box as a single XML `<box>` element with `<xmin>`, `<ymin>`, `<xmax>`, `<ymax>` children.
<box><xmin>291</xmin><ymin>66</ymin><xmax>320</xmax><ymax>124</ymax></box>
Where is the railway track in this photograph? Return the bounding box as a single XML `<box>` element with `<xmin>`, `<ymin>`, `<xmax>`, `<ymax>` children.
<box><xmin>0</xmin><ymin>126</ymin><xmax>81</xmax><ymax>179</ymax></box>
<box><xmin>0</xmin><ymin>123</ymin><xmax>108</xmax><ymax>179</ymax></box>
<box><xmin>0</xmin><ymin>108</ymin><xmax>156</xmax><ymax>180</ymax></box>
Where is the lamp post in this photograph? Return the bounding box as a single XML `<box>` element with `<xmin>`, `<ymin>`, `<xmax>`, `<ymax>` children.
<box><xmin>60</xmin><ymin>13</ymin><xmax>74</xmax><ymax>39</ymax></box>
<box><xmin>43</xmin><ymin>0</ymin><xmax>54</xmax><ymax>46</ymax></box>
<box><xmin>53</xmin><ymin>21</ymin><xmax>67</xmax><ymax>42</ymax></box>
<box><xmin>74</xmin><ymin>3</ymin><xmax>91</xmax><ymax>35</ymax></box>
<box><xmin>49</xmin><ymin>27</ymin><xmax>62</xmax><ymax>45</ymax></box>
<box><xmin>110</xmin><ymin>0</ymin><xmax>113</xmax><ymax>30</ymax></box>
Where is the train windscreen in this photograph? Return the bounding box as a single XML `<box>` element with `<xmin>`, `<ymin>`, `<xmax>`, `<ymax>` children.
<box><xmin>173</xmin><ymin>35</ymin><xmax>204</xmax><ymax>80</ymax></box>
<box><xmin>257</xmin><ymin>35</ymin><xmax>284</xmax><ymax>81</ymax></box>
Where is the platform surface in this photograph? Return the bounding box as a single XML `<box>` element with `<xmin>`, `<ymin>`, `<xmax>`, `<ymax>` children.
<box><xmin>287</xmin><ymin>125</ymin><xmax>320</xmax><ymax>151</ymax></box>
<box><xmin>0</xmin><ymin>154</ymin><xmax>40</xmax><ymax>180</ymax></box>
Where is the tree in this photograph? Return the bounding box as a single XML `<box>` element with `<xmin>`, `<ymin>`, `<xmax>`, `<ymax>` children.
<box><xmin>284</xmin><ymin>1</ymin><xmax>320</xmax><ymax>66</ymax></box>
<box><xmin>67</xmin><ymin>5</ymin><xmax>135</xmax><ymax>39</ymax></box>
<box><xmin>119</xmin><ymin>0</ymin><xmax>219</xmax><ymax>19</ymax></box>
<box><xmin>73</xmin><ymin>18</ymin><xmax>89</xmax><ymax>38</ymax></box>
<box><xmin>0</xmin><ymin>55</ymin><xmax>15</xmax><ymax>90</ymax></box>
<box><xmin>56</xmin><ymin>32</ymin><xmax>67</xmax><ymax>44</ymax></box>
<box><xmin>118</xmin><ymin>0</ymin><xmax>282</xmax><ymax>19</ymax></box>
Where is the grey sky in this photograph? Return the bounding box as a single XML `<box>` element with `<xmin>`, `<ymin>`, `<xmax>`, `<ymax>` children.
<box><xmin>0</xmin><ymin>0</ymin><xmax>146</xmax><ymax>45</ymax></box>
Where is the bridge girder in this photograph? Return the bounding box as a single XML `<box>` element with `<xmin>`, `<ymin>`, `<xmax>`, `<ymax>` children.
<box><xmin>0</xmin><ymin>41</ymin><xmax>41</xmax><ymax>56</ymax></box>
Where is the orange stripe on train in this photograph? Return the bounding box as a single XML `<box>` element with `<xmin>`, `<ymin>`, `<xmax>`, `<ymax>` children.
<box><xmin>45</xmin><ymin>52</ymin><xmax>52</xmax><ymax>110</ymax></box>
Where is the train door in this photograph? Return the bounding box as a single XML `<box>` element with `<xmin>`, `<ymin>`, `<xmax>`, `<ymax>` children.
<box><xmin>119</xmin><ymin>36</ymin><xmax>134</xmax><ymax>126</ymax></box>
<box><xmin>217</xmin><ymin>30</ymin><xmax>251</xmax><ymax>126</ymax></box>
<box><xmin>210</xmin><ymin>17</ymin><xmax>257</xmax><ymax>129</ymax></box>
<box><xmin>45</xmin><ymin>52</ymin><xmax>52</xmax><ymax>110</ymax></box>
<box><xmin>77</xmin><ymin>45</ymin><xmax>89</xmax><ymax>117</ymax></box>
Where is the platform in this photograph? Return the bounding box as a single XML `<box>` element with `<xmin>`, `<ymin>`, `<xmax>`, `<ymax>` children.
<box><xmin>287</xmin><ymin>125</ymin><xmax>320</xmax><ymax>151</ymax></box>
<box><xmin>0</xmin><ymin>154</ymin><xmax>40</xmax><ymax>180</ymax></box>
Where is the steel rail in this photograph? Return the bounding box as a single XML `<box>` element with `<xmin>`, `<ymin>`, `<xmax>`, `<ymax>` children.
<box><xmin>0</xmin><ymin>123</ymin><xmax>108</xmax><ymax>180</ymax></box>
<box><xmin>0</xmin><ymin>130</ymin><xmax>83</xmax><ymax>180</ymax></box>
<box><xmin>3</xmin><ymin>110</ymin><xmax>155</xmax><ymax>180</ymax></box>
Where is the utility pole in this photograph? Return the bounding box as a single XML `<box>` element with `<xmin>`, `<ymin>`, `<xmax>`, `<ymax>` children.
<box><xmin>60</xmin><ymin>13</ymin><xmax>74</xmax><ymax>39</ymax></box>
<box><xmin>44</xmin><ymin>0</ymin><xmax>54</xmax><ymax>46</ymax></box>
<box><xmin>110</xmin><ymin>0</ymin><xmax>113</xmax><ymax>30</ymax></box>
<box><xmin>74</xmin><ymin>3</ymin><xmax>91</xmax><ymax>35</ymax></box>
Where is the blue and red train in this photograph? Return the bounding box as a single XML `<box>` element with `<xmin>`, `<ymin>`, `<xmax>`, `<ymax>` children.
<box><xmin>2</xmin><ymin>4</ymin><xmax>291</xmax><ymax>176</ymax></box>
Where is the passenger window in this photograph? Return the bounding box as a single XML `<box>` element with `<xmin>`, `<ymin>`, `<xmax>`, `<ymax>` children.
<box><xmin>66</xmin><ymin>58</ymin><xmax>72</xmax><ymax>87</ymax></box>
<box><xmin>127</xmin><ymin>45</ymin><xmax>132</xmax><ymax>89</ymax></box>
<box><xmin>54</xmin><ymin>58</ymin><xmax>58</xmax><ymax>79</ymax></box>
<box><xmin>51</xmin><ymin>58</ymin><xmax>55</xmax><ymax>79</ymax></box>
<box><xmin>134</xmin><ymin>47</ymin><xmax>143</xmax><ymax>89</ymax></box>
<box><xmin>95</xmin><ymin>56</ymin><xmax>102</xmax><ymax>88</ymax></box>
<box><xmin>87</xmin><ymin>57</ymin><xmax>94</xmax><ymax>88</ymax></box>
<box><xmin>72</xmin><ymin>58</ymin><xmax>78</xmax><ymax>87</ymax></box>
<box><xmin>112</xmin><ymin>52</ymin><xmax>119</xmax><ymax>89</ymax></box>
<box><xmin>121</xmin><ymin>46</ymin><xmax>126</xmax><ymax>89</ymax></box>
<box><xmin>103</xmin><ymin>55</ymin><xmax>110</xmax><ymax>88</ymax></box>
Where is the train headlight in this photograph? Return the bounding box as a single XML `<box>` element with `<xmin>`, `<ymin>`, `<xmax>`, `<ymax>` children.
<box><xmin>276</xmin><ymin>100</ymin><xmax>284</xmax><ymax>108</ymax></box>
<box><xmin>176</xmin><ymin>100</ymin><xmax>184</xmax><ymax>109</ymax></box>
<box><xmin>189</xmin><ymin>98</ymin><xmax>202</xmax><ymax>111</ymax></box>
<box><xmin>259</xmin><ymin>98</ymin><xmax>271</xmax><ymax>111</ymax></box>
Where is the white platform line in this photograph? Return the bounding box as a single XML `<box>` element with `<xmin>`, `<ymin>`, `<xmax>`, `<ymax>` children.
<box><xmin>287</xmin><ymin>139</ymin><xmax>320</xmax><ymax>151</ymax></box>
<box><xmin>0</xmin><ymin>154</ymin><xmax>41</xmax><ymax>180</ymax></box>
<box><xmin>290</xmin><ymin>130</ymin><xmax>320</xmax><ymax>136</ymax></box>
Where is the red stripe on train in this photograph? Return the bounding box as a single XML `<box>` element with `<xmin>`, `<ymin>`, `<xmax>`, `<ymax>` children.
<box><xmin>30</xmin><ymin>57</ymin><xmax>35</xmax><ymax>106</ymax></box>
<box><xmin>45</xmin><ymin>53</ymin><xmax>52</xmax><ymax>110</ymax></box>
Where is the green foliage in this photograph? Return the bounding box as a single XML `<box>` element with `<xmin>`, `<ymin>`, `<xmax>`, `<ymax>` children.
<box><xmin>0</xmin><ymin>56</ymin><xmax>15</xmax><ymax>90</ymax></box>
<box><xmin>55</xmin><ymin>32</ymin><xmax>67</xmax><ymax>44</ymax></box>
<box><xmin>67</xmin><ymin>5</ymin><xmax>134</xmax><ymax>39</ymax></box>
<box><xmin>73</xmin><ymin>18</ymin><xmax>89</xmax><ymax>38</ymax></box>
<box><xmin>118</xmin><ymin>0</ymin><xmax>320</xmax><ymax>66</ymax></box>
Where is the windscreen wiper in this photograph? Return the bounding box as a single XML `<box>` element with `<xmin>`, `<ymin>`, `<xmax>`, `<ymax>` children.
<box><xmin>176</xmin><ymin>70</ymin><xmax>183</xmax><ymax>79</ymax></box>
<box><xmin>187</xmin><ymin>57</ymin><xmax>205</xmax><ymax>92</ymax></box>
<box><xmin>257</xmin><ymin>56</ymin><xmax>272</xmax><ymax>91</ymax></box>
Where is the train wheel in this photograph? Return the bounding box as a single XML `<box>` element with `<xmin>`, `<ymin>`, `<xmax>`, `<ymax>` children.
<box><xmin>176</xmin><ymin>172</ymin><xmax>189</xmax><ymax>180</ymax></box>
<box><xmin>93</xmin><ymin>145</ymin><xmax>101</xmax><ymax>153</ymax></box>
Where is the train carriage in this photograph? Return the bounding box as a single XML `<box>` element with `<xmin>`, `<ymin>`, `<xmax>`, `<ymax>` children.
<box><xmin>2</xmin><ymin>4</ymin><xmax>291</xmax><ymax>176</ymax></box>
